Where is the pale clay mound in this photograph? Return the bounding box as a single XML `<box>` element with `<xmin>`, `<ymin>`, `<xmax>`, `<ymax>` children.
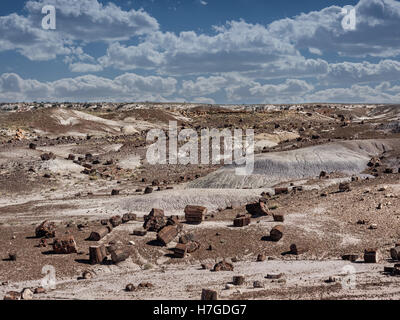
<box><xmin>188</xmin><ymin>139</ymin><xmax>400</xmax><ymax>189</ymax></box>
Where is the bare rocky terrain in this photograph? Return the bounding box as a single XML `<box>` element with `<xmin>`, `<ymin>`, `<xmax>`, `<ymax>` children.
<box><xmin>0</xmin><ymin>102</ymin><xmax>399</xmax><ymax>300</ymax></box>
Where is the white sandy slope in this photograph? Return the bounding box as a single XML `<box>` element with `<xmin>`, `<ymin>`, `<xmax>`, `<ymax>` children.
<box><xmin>188</xmin><ymin>139</ymin><xmax>400</xmax><ymax>189</ymax></box>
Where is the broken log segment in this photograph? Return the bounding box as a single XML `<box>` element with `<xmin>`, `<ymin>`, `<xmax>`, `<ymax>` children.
<box><xmin>390</xmin><ymin>247</ymin><xmax>400</xmax><ymax>261</ymax></box>
<box><xmin>184</xmin><ymin>205</ymin><xmax>207</xmax><ymax>224</ymax></box>
<box><xmin>35</xmin><ymin>220</ymin><xmax>56</xmax><ymax>238</ymax></box>
<box><xmin>201</xmin><ymin>289</ymin><xmax>218</xmax><ymax>300</ymax></box>
<box><xmin>245</xmin><ymin>200</ymin><xmax>269</xmax><ymax>217</ymax></box>
<box><xmin>173</xmin><ymin>243</ymin><xmax>187</xmax><ymax>258</ymax></box>
<box><xmin>88</xmin><ymin>227</ymin><xmax>109</xmax><ymax>241</ymax></box>
<box><xmin>273</xmin><ymin>214</ymin><xmax>284</xmax><ymax>222</ymax></box>
<box><xmin>111</xmin><ymin>249</ymin><xmax>130</xmax><ymax>264</ymax></box>
<box><xmin>213</xmin><ymin>260</ymin><xmax>234</xmax><ymax>272</ymax></box>
<box><xmin>233</xmin><ymin>216</ymin><xmax>251</xmax><ymax>227</ymax></box>
<box><xmin>342</xmin><ymin>254</ymin><xmax>359</xmax><ymax>262</ymax></box>
<box><xmin>109</xmin><ymin>215</ymin><xmax>122</xmax><ymax>227</ymax></box>
<box><xmin>52</xmin><ymin>236</ymin><xmax>77</xmax><ymax>254</ymax></box>
<box><xmin>122</xmin><ymin>213</ymin><xmax>137</xmax><ymax>223</ymax></box>
<box><xmin>143</xmin><ymin>208</ymin><xmax>166</xmax><ymax>232</ymax></box>
<box><xmin>89</xmin><ymin>245</ymin><xmax>107</xmax><ymax>265</ymax></box>
<box><xmin>157</xmin><ymin>225</ymin><xmax>179</xmax><ymax>246</ymax></box>
<box><xmin>233</xmin><ymin>275</ymin><xmax>245</xmax><ymax>286</ymax></box>
<box><xmin>364</xmin><ymin>248</ymin><xmax>381</xmax><ymax>263</ymax></box>
<box><xmin>275</xmin><ymin>187</ymin><xmax>289</xmax><ymax>195</ymax></box>
<box><xmin>269</xmin><ymin>225</ymin><xmax>284</xmax><ymax>242</ymax></box>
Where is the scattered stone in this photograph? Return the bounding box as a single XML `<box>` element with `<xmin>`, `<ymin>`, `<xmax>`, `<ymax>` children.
<box><xmin>342</xmin><ymin>254</ymin><xmax>358</xmax><ymax>262</ymax></box>
<box><xmin>132</xmin><ymin>229</ymin><xmax>147</xmax><ymax>236</ymax></box>
<box><xmin>225</xmin><ymin>283</ymin><xmax>234</xmax><ymax>290</ymax></box>
<box><xmin>364</xmin><ymin>248</ymin><xmax>381</xmax><ymax>263</ymax></box>
<box><xmin>266</xmin><ymin>273</ymin><xmax>284</xmax><ymax>279</ymax></box>
<box><xmin>273</xmin><ymin>214</ymin><xmax>284</xmax><ymax>222</ymax></box>
<box><xmin>339</xmin><ymin>182</ymin><xmax>351</xmax><ymax>192</ymax></box>
<box><xmin>109</xmin><ymin>215</ymin><xmax>122</xmax><ymax>228</ymax></box>
<box><xmin>369</xmin><ymin>224</ymin><xmax>378</xmax><ymax>230</ymax></box>
<box><xmin>3</xmin><ymin>291</ymin><xmax>21</xmax><ymax>300</ymax></box>
<box><xmin>173</xmin><ymin>243</ymin><xmax>187</xmax><ymax>258</ymax></box>
<box><xmin>138</xmin><ymin>282</ymin><xmax>153</xmax><ymax>289</ymax></box>
<box><xmin>201</xmin><ymin>289</ymin><xmax>218</xmax><ymax>300</ymax></box>
<box><xmin>201</xmin><ymin>263</ymin><xmax>213</xmax><ymax>270</ymax></box>
<box><xmin>213</xmin><ymin>260</ymin><xmax>234</xmax><ymax>272</ymax></box>
<box><xmin>157</xmin><ymin>225</ymin><xmax>179</xmax><ymax>246</ymax></box>
<box><xmin>21</xmin><ymin>288</ymin><xmax>33</xmax><ymax>300</ymax></box>
<box><xmin>34</xmin><ymin>287</ymin><xmax>46</xmax><ymax>294</ymax></box>
<box><xmin>40</xmin><ymin>152</ymin><xmax>56</xmax><ymax>161</ymax></box>
<box><xmin>29</xmin><ymin>143</ymin><xmax>36</xmax><ymax>150</ymax></box>
<box><xmin>111</xmin><ymin>189</ymin><xmax>120</xmax><ymax>196</ymax></box>
<box><xmin>35</xmin><ymin>220</ymin><xmax>56</xmax><ymax>238</ymax></box>
<box><xmin>89</xmin><ymin>227</ymin><xmax>110</xmax><ymax>241</ymax></box>
<box><xmin>89</xmin><ymin>245</ymin><xmax>107</xmax><ymax>264</ymax></box>
<box><xmin>8</xmin><ymin>252</ymin><xmax>17</xmax><ymax>261</ymax></box>
<box><xmin>52</xmin><ymin>236</ymin><xmax>78</xmax><ymax>254</ymax></box>
<box><xmin>125</xmin><ymin>284</ymin><xmax>135</xmax><ymax>292</ymax></box>
<box><xmin>184</xmin><ymin>205</ymin><xmax>207</xmax><ymax>224</ymax></box>
<box><xmin>167</xmin><ymin>215</ymin><xmax>181</xmax><ymax>227</ymax></box>
<box><xmin>253</xmin><ymin>281</ymin><xmax>264</xmax><ymax>288</ymax></box>
<box><xmin>111</xmin><ymin>249</ymin><xmax>130</xmax><ymax>264</ymax></box>
<box><xmin>186</xmin><ymin>241</ymin><xmax>201</xmax><ymax>253</ymax></box>
<box><xmin>269</xmin><ymin>225</ymin><xmax>284</xmax><ymax>242</ymax></box>
<box><xmin>122</xmin><ymin>213</ymin><xmax>137</xmax><ymax>223</ymax></box>
<box><xmin>233</xmin><ymin>275</ymin><xmax>245</xmax><ymax>286</ymax></box>
<box><xmin>246</xmin><ymin>199</ymin><xmax>269</xmax><ymax>216</ymax></box>
<box><xmin>275</xmin><ymin>187</ymin><xmax>289</xmax><ymax>195</ymax></box>
<box><xmin>144</xmin><ymin>186</ymin><xmax>153</xmax><ymax>194</ymax></box>
<box><xmin>179</xmin><ymin>233</ymin><xmax>197</xmax><ymax>244</ymax></box>
<box><xmin>143</xmin><ymin>208</ymin><xmax>166</xmax><ymax>232</ymax></box>
<box><xmin>390</xmin><ymin>246</ymin><xmax>400</xmax><ymax>260</ymax></box>
<box><xmin>233</xmin><ymin>215</ymin><xmax>251</xmax><ymax>227</ymax></box>
<box><xmin>325</xmin><ymin>276</ymin><xmax>337</xmax><ymax>284</ymax></box>
<box><xmin>257</xmin><ymin>253</ymin><xmax>266</xmax><ymax>262</ymax></box>
<box><xmin>82</xmin><ymin>270</ymin><xmax>93</xmax><ymax>280</ymax></box>
<box><xmin>289</xmin><ymin>244</ymin><xmax>308</xmax><ymax>255</ymax></box>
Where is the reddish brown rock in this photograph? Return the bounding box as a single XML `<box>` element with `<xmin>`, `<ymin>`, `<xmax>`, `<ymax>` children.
<box><xmin>201</xmin><ymin>289</ymin><xmax>218</xmax><ymax>300</ymax></box>
<box><xmin>143</xmin><ymin>208</ymin><xmax>166</xmax><ymax>232</ymax></box>
<box><xmin>275</xmin><ymin>187</ymin><xmax>289</xmax><ymax>195</ymax></box>
<box><xmin>35</xmin><ymin>220</ymin><xmax>56</xmax><ymax>238</ymax></box>
<box><xmin>273</xmin><ymin>214</ymin><xmax>284</xmax><ymax>222</ymax></box>
<box><xmin>233</xmin><ymin>215</ymin><xmax>251</xmax><ymax>227</ymax></box>
<box><xmin>89</xmin><ymin>227</ymin><xmax>109</xmax><ymax>241</ymax></box>
<box><xmin>184</xmin><ymin>205</ymin><xmax>207</xmax><ymax>224</ymax></box>
<box><xmin>290</xmin><ymin>244</ymin><xmax>309</xmax><ymax>255</ymax></box>
<box><xmin>246</xmin><ymin>199</ymin><xmax>269</xmax><ymax>216</ymax></box>
<box><xmin>157</xmin><ymin>225</ymin><xmax>179</xmax><ymax>246</ymax></box>
<box><xmin>89</xmin><ymin>245</ymin><xmax>107</xmax><ymax>265</ymax></box>
<box><xmin>52</xmin><ymin>236</ymin><xmax>78</xmax><ymax>254</ymax></box>
<box><xmin>269</xmin><ymin>225</ymin><xmax>284</xmax><ymax>242</ymax></box>
<box><xmin>109</xmin><ymin>215</ymin><xmax>122</xmax><ymax>227</ymax></box>
<box><xmin>3</xmin><ymin>291</ymin><xmax>21</xmax><ymax>300</ymax></box>
<box><xmin>122</xmin><ymin>213</ymin><xmax>137</xmax><ymax>223</ymax></box>
<box><xmin>111</xmin><ymin>249</ymin><xmax>130</xmax><ymax>264</ymax></box>
<box><xmin>173</xmin><ymin>243</ymin><xmax>187</xmax><ymax>258</ymax></box>
<box><xmin>213</xmin><ymin>260</ymin><xmax>234</xmax><ymax>272</ymax></box>
<box><xmin>364</xmin><ymin>249</ymin><xmax>381</xmax><ymax>263</ymax></box>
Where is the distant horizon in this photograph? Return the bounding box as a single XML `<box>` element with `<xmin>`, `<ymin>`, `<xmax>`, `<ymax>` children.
<box><xmin>1</xmin><ymin>101</ymin><xmax>398</xmax><ymax>106</ymax></box>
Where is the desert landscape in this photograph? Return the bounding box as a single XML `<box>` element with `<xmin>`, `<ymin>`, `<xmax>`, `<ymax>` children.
<box><xmin>0</xmin><ymin>102</ymin><xmax>399</xmax><ymax>300</ymax></box>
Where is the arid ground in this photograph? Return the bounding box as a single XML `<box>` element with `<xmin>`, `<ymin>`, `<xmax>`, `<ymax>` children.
<box><xmin>0</xmin><ymin>102</ymin><xmax>399</xmax><ymax>300</ymax></box>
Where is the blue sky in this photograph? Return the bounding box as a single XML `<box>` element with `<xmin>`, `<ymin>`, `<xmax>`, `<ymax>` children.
<box><xmin>0</xmin><ymin>0</ymin><xmax>399</xmax><ymax>103</ymax></box>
